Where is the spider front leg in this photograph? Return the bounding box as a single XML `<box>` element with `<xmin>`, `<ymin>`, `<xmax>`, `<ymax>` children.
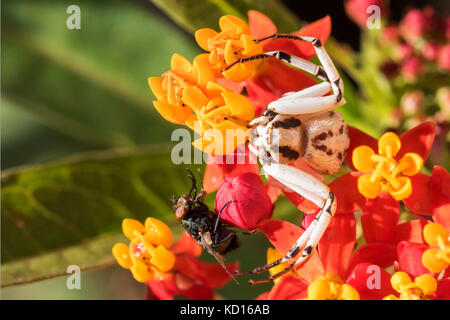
<box><xmin>238</xmin><ymin>163</ymin><xmax>336</xmax><ymax>284</ymax></box>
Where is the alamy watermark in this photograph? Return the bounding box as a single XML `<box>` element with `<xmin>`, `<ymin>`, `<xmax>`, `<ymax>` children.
<box><xmin>66</xmin><ymin>265</ymin><xmax>81</xmax><ymax>290</ymax></box>
<box><xmin>366</xmin><ymin>5</ymin><xmax>382</xmax><ymax>30</ymax></box>
<box><xmin>66</xmin><ymin>5</ymin><xmax>81</xmax><ymax>30</ymax></box>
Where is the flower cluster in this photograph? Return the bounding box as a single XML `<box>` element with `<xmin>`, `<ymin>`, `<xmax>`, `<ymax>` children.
<box><xmin>149</xmin><ymin>11</ymin><xmax>331</xmax><ymax>155</ymax></box>
<box><xmin>345</xmin><ymin>1</ymin><xmax>450</xmax><ymax>167</ymax></box>
<box><xmin>112</xmin><ymin>7</ymin><xmax>450</xmax><ymax>301</ymax></box>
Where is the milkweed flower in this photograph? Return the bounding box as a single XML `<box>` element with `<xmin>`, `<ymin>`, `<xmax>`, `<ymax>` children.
<box><xmin>255</xmin><ymin>219</ymin><xmax>396</xmax><ymax>300</ymax></box>
<box><xmin>383</xmin><ymin>272</ymin><xmax>437</xmax><ymax>300</ymax></box>
<box><xmin>352</xmin><ymin>131</ymin><xmax>424</xmax><ymax>200</ymax></box>
<box><xmin>422</xmin><ymin>223</ymin><xmax>450</xmax><ymax>274</ymax></box>
<box><xmin>113</xmin><ymin>218</ymin><xmax>176</xmax><ymax>282</ymax></box>
<box><xmin>195</xmin><ymin>15</ymin><xmax>264</xmax><ymax>81</ymax></box>
<box><xmin>149</xmin><ymin>54</ymin><xmax>215</xmax><ymax>125</ymax></box>
<box><xmin>113</xmin><ymin>218</ymin><xmax>238</xmax><ymax>299</ymax></box>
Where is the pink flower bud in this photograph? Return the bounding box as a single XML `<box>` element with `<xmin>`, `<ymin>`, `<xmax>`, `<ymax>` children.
<box><xmin>401</xmin><ymin>56</ymin><xmax>422</xmax><ymax>82</ymax></box>
<box><xmin>400</xmin><ymin>90</ymin><xmax>424</xmax><ymax>116</ymax></box>
<box><xmin>345</xmin><ymin>0</ymin><xmax>388</xmax><ymax>28</ymax></box>
<box><xmin>395</xmin><ymin>44</ymin><xmax>414</xmax><ymax>61</ymax></box>
<box><xmin>381</xmin><ymin>25</ymin><xmax>399</xmax><ymax>43</ymax></box>
<box><xmin>399</xmin><ymin>8</ymin><xmax>434</xmax><ymax>44</ymax></box>
<box><xmin>437</xmin><ymin>44</ymin><xmax>450</xmax><ymax>71</ymax></box>
<box><xmin>214</xmin><ymin>172</ymin><xmax>273</xmax><ymax>231</ymax></box>
<box><xmin>422</xmin><ymin>41</ymin><xmax>440</xmax><ymax>61</ymax></box>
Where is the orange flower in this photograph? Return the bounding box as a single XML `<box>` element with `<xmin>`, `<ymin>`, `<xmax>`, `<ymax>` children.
<box><xmin>195</xmin><ymin>15</ymin><xmax>264</xmax><ymax>81</ymax></box>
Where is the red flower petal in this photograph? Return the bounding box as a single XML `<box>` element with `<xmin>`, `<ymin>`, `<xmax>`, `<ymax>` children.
<box><xmin>267</xmin><ymin>274</ymin><xmax>309</xmax><ymax>300</ymax></box>
<box><xmin>318</xmin><ymin>213</ymin><xmax>356</xmax><ymax>279</ymax></box>
<box><xmin>203</xmin><ymin>144</ymin><xmax>260</xmax><ymax>193</ymax></box>
<box><xmin>258</xmin><ymin>219</ymin><xmax>324</xmax><ymax>282</ymax></box>
<box><xmin>147</xmin><ymin>274</ymin><xmax>215</xmax><ymax>300</ymax></box>
<box><xmin>255</xmin><ymin>291</ymin><xmax>270</xmax><ymax>300</ymax></box>
<box><xmin>265</xmin><ymin>177</ymin><xmax>282</xmax><ymax>203</ymax></box>
<box><xmin>293</xmin><ymin>16</ymin><xmax>332</xmax><ymax>59</ymax></box>
<box><xmin>346</xmin><ymin>262</ymin><xmax>396</xmax><ymax>300</ymax></box>
<box><xmin>175</xmin><ymin>253</ymin><xmax>238</xmax><ymax>288</ymax></box>
<box><xmin>248</xmin><ymin>10</ymin><xmax>277</xmax><ymax>38</ymax></box>
<box><xmin>392</xmin><ymin>219</ymin><xmax>427</xmax><ymax>245</ymax></box>
<box><xmin>345</xmin><ymin>126</ymin><xmax>378</xmax><ymax>171</ymax></box>
<box><xmin>403</xmin><ymin>173</ymin><xmax>433</xmax><ymax>215</ymax></box>
<box><xmin>431</xmin><ymin>166</ymin><xmax>450</xmax><ymax>230</ymax></box>
<box><xmin>247</xmin><ymin>59</ymin><xmax>318</xmax><ymax>115</ymax></box>
<box><xmin>362</xmin><ymin>192</ymin><xmax>400</xmax><ymax>243</ymax></box>
<box><xmin>347</xmin><ymin>243</ymin><xmax>397</xmax><ymax>277</ymax></box>
<box><xmin>397</xmin><ymin>241</ymin><xmax>431</xmax><ymax>277</ymax></box>
<box><xmin>284</xmin><ymin>191</ymin><xmax>320</xmax><ymax>215</ymax></box>
<box><xmin>216</xmin><ymin>77</ymin><xmax>245</xmax><ymax>94</ymax></box>
<box><xmin>259</xmin><ymin>219</ymin><xmax>303</xmax><ymax>255</ymax></box>
<box><xmin>329</xmin><ymin>172</ymin><xmax>366</xmax><ymax>214</ymax></box>
<box><xmin>434</xmin><ymin>278</ymin><xmax>450</xmax><ymax>300</ymax></box>
<box><xmin>397</xmin><ymin>121</ymin><xmax>435</xmax><ymax>161</ymax></box>
<box><xmin>147</xmin><ymin>276</ymin><xmax>176</xmax><ymax>300</ymax></box>
<box><xmin>171</xmin><ymin>232</ymin><xmax>203</xmax><ymax>257</ymax></box>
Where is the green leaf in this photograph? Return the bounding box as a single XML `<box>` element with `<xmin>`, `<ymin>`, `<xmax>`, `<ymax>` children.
<box><xmin>149</xmin><ymin>0</ymin><xmax>301</xmax><ymax>33</ymax></box>
<box><xmin>1</xmin><ymin>146</ymin><xmax>205</xmax><ymax>287</ymax></box>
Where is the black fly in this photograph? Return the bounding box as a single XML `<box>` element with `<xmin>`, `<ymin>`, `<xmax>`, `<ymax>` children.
<box><xmin>172</xmin><ymin>169</ymin><xmax>240</xmax><ymax>283</ymax></box>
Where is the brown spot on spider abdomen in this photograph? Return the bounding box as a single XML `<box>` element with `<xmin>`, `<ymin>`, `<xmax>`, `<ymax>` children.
<box><xmin>302</xmin><ymin>111</ymin><xmax>349</xmax><ymax>174</ymax></box>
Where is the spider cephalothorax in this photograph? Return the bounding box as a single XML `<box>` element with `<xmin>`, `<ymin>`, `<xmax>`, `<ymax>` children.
<box><xmin>224</xmin><ymin>33</ymin><xmax>350</xmax><ymax>284</ymax></box>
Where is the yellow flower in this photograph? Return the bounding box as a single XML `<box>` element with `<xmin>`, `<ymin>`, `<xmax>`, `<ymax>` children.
<box><xmin>195</xmin><ymin>15</ymin><xmax>263</xmax><ymax>81</ymax></box>
<box><xmin>112</xmin><ymin>218</ymin><xmax>175</xmax><ymax>283</ymax></box>
<box><xmin>352</xmin><ymin>132</ymin><xmax>423</xmax><ymax>200</ymax></box>
<box><xmin>422</xmin><ymin>223</ymin><xmax>450</xmax><ymax>274</ymax></box>
<box><xmin>383</xmin><ymin>272</ymin><xmax>437</xmax><ymax>300</ymax></box>
<box><xmin>306</xmin><ymin>275</ymin><xmax>360</xmax><ymax>300</ymax></box>
<box><xmin>148</xmin><ymin>53</ymin><xmax>215</xmax><ymax>124</ymax></box>
<box><xmin>182</xmin><ymin>82</ymin><xmax>254</xmax><ymax>155</ymax></box>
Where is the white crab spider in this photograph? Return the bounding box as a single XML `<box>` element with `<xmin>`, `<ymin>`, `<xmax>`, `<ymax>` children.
<box><xmin>224</xmin><ymin>34</ymin><xmax>350</xmax><ymax>284</ymax></box>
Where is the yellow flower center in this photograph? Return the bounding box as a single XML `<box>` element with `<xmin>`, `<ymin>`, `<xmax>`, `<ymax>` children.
<box><xmin>195</xmin><ymin>15</ymin><xmax>263</xmax><ymax>81</ymax></box>
<box><xmin>422</xmin><ymin>223</ymin><xmax>450</xmax><ymax>273</ymax></box>
<box><xmin>306</xmin><ymin>276</ymin><xmax>360</xmax><ymax>300</ymax></box>
<box><xmin>383</xmin><ymin>272</ymin><xmax>437</xmax><ymax>300</ymax></box>
<box><xmin>352</xmin><ymin>132</ymin><xmax>423</xmax><ymax>200</ymax></box>
<box><xmin>112</xmin><ymin>218</ymin><xmax>176</xmax><ymax>283</ymax></box>
<box><xmin>149</xmin><ymin>53</ymin><xmax>215</xmax><ymax>125</ymax></box>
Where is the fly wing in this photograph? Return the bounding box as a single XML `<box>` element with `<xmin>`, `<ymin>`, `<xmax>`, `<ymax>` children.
<box><xmin>199</xmin><ymin>231</ymin><xmax>239</xmax><ymax>285</ymax></box>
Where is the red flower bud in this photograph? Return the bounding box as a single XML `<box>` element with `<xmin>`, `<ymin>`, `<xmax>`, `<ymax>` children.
<box><xmin>437</xmin><ymin>44</ymin><xmax>450</xmax><ymax>71</ymax></box>
<box><xmin>399</xmin><ymin>8</ymin><xmax>434</xmax><ymax>44</ymax></box>
<box><xmin>401</xmin><ymin>56</ymin><xmax>422</xmax><ymax>82</ymax></box>
<box><xmin>214</xmin><ymin>172</ymin><xmax>273</xmax><ymax>231</ymax></box>
<box><xmin>422</xmin><ymin>42</ymin><xmax>440</xmax><ymax>61</ymax></box>
<box><xmin>395</xmin><ymin>44</ymin><xmax>414</xmax><ymax>61</ymax></box>
<box><xmin>381</xmin><ymin>25</ymin><xmax>399</xmax><ymax>43</ymax></box>
<box><xmin>345</xmin><ymin>0</ymin><xmax>388</xmax><ymax>28</ymax></box>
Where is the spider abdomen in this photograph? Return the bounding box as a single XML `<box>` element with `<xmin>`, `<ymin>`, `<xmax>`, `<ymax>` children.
<box><xmin>303</xmin><ymin>111</ymin><xmax>349</xmax><ymax>174</ymax></box>
<box><xmin>268</xmin><ymin>115</ymin><xmax>305</xmax><ymax>164</ymax></box>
